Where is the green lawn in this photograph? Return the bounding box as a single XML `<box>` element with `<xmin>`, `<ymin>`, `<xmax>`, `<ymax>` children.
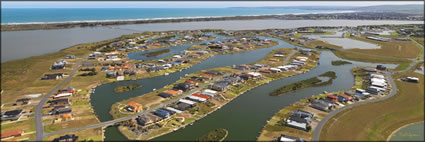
<box><xmin>320</xmin><ymin>71</ymin><xmax>424</xmax><ymax>141</ymax></box>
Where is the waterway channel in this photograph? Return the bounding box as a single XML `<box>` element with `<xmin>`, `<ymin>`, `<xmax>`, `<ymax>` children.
<box><xmin>2</xmin><ymin>20</ymin><xmax>422</xmax><ymax>62</ymax></box>
<box><xmin>91</xmin><ymin>35</ymin><xmax>397</xmax><ymax>141</ymax></box>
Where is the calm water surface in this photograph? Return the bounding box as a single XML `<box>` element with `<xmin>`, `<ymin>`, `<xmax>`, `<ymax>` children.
<box><xmin>390</xmin><ymin>123</ymin><xmax>424</xmax><ymax>141</ymax></box>
<box><xmin>2</xmin><ymin>20</ymin><xmax>423</xmax><ymax>62</ymax></box>
<box><xmin>99</xmin><ymin>37</ymin><xmax>397</xmax><ymax>141</ymax></box>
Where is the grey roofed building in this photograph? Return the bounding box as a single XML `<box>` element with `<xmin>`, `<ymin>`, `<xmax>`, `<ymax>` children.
<box><xmin>1</xmin><ymin>109</ymin><xmax>23</xmax><ymax>121</ymax></box>
<box><xmin>293</xmin><ymin>110</ymin><xmax>314</xmax><ymax>120</ymax></box>
<box><xmin>277</xmin><ymin>134</ymin><xmax>305</xmax><ymax>142</ymax></box>
<box><xmin>50</xmin><ymin>108</ymin><xmax>72</xmax><ymax>115</ymax></box>
<box><xmin>158</xmin><ymin>92</ymin><xmax>172</xmax><ymax>98</ymax></box>
<box><xmin>310</xmin><ymin>100</ymin><xmax>332</xmax><ymax>112</ymax></box>
<box><xmin>52</xmin><ymin>134</ymin><xmax>78</xmax><ymax>142</ymax></box>
<box><xmin>210</xmin><ymin>81</ymin><xmax>230</xmax><ymax>91</ymax></box>
<box><xmin>174</xmin><ymin>103</ymin><xmax>193</xmax><ymax>111</ymax></box>
<box><xmin>288</xmin><ymin>113</ymin><xmax>310</xmax><ymax>125</ymax></box>
<box><xmin>41</xmin><ymin>73</ymin><xmax>64</xmax><ymax>80</ymax></box>
<box><xmin>48</xmin><ymin>98</ymin><xmax>70</xmax><ymax>106</ymax></box>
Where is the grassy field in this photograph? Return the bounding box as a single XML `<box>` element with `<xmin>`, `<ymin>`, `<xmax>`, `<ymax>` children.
<box><xmin>44</xmin><ymin>127</ymin><xmax>103</xmax><ymax>141</ymax></box>
<box><xmin>319</xmin><ymin>71</ymin><xmax>424</xmax><ymax>141</ymax></box>
<box><xmin>348</xmin><ymin>36</ymin><xmax>422</xmax><ymax>58</ymax></box>
<box><xmin>332</xmin><ymin>49</ymin><xmax>410</xmax><ymax>64</ymax></box>
<box><xmin>308</xmin><ymin>40</ymin><xmax>343</xmax><ymax>49</ymax></box>
<box><xmin>412</xmin><ymin>37</ymin><xmax>424</xmax><ymax>47</ymax></box>
<box><xmin>196</xmin><ymin>128</ymin><xmax>228</xmax><ymax>142</ymax></box>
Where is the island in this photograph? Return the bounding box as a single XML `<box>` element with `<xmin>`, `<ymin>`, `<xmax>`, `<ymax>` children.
<box><xmin>331</xmin><ymin>60</ymin><xmax>352</xmax><ymax>66</ymax></box>
<box><xmin>114</xmin><ymin>84</ymin><xmax>142</xmax><ymax>93</ymax></box>
<box><xmin>270</xmin><ymin>71</ymin><xmax>336</xmax><ymax>96</ymax></box>
<box><xmin>142</xmin><ymin>49</ymin><xmax>171</xmax><ymax>57</ymax></box>
<box><xmin>196</xmin><ymin>128</ymin><xmax>228</xmax><ymax>142</ymax></box>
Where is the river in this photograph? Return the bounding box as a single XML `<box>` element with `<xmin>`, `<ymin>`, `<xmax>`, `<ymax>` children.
<box><xmin>1</xmin><ymin>19</ymin><xmax>423</xmax><ymax>62</ymax></box>
<box><xmin>94</xmin><ymin>35</ymin><xmax>397</xmax><ymax>141</ymax></box>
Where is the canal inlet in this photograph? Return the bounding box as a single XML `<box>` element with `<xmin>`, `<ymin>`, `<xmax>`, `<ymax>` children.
<box><xmin>89</xmin><ymin>36</ymin><xmax>397</xmax><ymax>141</ymax></box>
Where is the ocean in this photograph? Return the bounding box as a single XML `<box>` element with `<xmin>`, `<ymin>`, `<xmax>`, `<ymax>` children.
<box><xmin>1</xmin><ymin>8</ymin><xmax>339</xmax><ymax>24</ymax></box>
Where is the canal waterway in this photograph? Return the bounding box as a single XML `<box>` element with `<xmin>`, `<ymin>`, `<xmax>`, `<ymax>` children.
<box><xmin>95</xmin><ymin>36</ymin><xmax>397</xmax><ymax>141</ymax></box>
<box><xmin>2</xmin><ymin>20</ymin><xmax>423</xmax><ymax>62</ymax></box>
<box><xmin>127</xmin><ymin>33</ymin><xmax>232</xmax><ymax>61</ymax></box>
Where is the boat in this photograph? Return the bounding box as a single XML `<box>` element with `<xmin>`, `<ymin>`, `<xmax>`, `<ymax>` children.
<box><xmin>164</xmin><ymin>73</ymin><xmax>169</xmax><ymax>76</ymax></box>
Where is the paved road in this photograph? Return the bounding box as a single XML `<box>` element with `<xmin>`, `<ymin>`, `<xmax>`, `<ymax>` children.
<box><xmin>44</xmin><ymin>73</ymin><xmax>228</xmax><ymax>137</ymax></box>
<box><xmin>312</xmin><ymin>71</ymin><xmax>397</xmax><ymax>140</ymax></box>
<box><xmin>35</xmin><ymin>58</ymin><xmax>85</xmax><ymax>141</ymax></box>
<box><xmin>313</xmin><ymin>37</ymin><xmax>424</xmax><ymax>141</ymax></box>
<box><xmin>282</xmin><ymin>49</ymin><xmax>296</xmax><ymax>65</ymax></box>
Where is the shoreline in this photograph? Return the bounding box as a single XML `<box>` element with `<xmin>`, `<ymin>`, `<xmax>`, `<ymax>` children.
<box><xmin>2</xmin><ymin>11</ymin><xmax>422</xmax><ymax>32</ymax></box>
<box><xmin>386</xmin><ymin>121</ymin><xmax>425</xmax><ymax>141</ymax></box>
<box><xmin>2</xmin><ymin>10</ymin><xmax>356</xmax><ymax>25</ymax></box>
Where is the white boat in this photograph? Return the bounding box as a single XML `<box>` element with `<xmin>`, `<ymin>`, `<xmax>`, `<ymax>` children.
<box><xmin>164</xmin><ymin>73</ymin><xmax>169</xmax><ymax>76</ymax></box>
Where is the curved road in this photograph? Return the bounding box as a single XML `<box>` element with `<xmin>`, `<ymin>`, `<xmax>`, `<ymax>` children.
<box><xmin>42</xmin><ymin>73</ymin><xmax>229</xmax><ymax>138</ymax></box>
<box><xmin>35</xmin><ymin>58</ymin><xmax>85</xmax><ymax>141</ymax></box>
<box><xmin>313</xmin><ymin>36</ymin><xmax>424</xmax><ymax>141</ymax></box>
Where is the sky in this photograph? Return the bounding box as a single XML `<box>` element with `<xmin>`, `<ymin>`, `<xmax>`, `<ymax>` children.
<box><xmin>1</xmin><ymin>1</ymin><xmax>424</xmax><ymax>8</ymax></box>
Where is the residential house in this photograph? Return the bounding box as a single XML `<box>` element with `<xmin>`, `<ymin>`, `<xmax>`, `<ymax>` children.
<box><xmin>49</xmin><ymin>108</ymin><xmax>72</xmax><ymax>115</ymax></box>
<box><xmin>310</xmin><ymin>99</ymin><xmax>333</xmax><ymax>112</ymax></box>
<box><xmin>136</xmin><ymin>114</ymin><xmax>161</xmax><ymax>127</ymax></box>
<box><xmin>126</xmin><ymin>101</ymin><xmax>143</xmax><ymax>112</ymax></box>
<box><xmin>286</xmin><ymin>112</ymin><xmax>311</xmax><ymax>131</ymax></box>
<box><xmin>106</xmin><ymin>71</ymin><xmax>118</xmax><ymax>78</ymax></box>
<box><xmin>1</xmin><ymin>109</ymin><xmax>23</xmax><ymax>121</ymax></box>
<box><xmin>173</xmin><ymin>82</ymin><xmax>193</xmax><ymax>92</ymax></box>
<box><xmin>1</xmin><ymin>130</ymin><xmax>23</xmax><ymax>139</ymax></box>
<box><xmin>210</xmin><ymin>81</ymin><xmax>230</xmax><ymax>91</ymax></box>
<box><xmin>52</xmin><ymin>134</ymin><xmax>78</xmax><ymax>142</ymax></box>
<box><xmin>277</xmin><ymin>134</ymin><xmax>304</xmax><ymax>142</ymax></box>
<box><xmin>49</xmin><ymin>98</ymin><xmax>70</xmax><ymax>106</ymax></box>
<box><xmin>158</xmin><ymin>93</ymin><xmax>172</xmax><ymax>98</ymax></box>
<box><xmin>41</xmin><ymin>73</ymin><xmax>64</xmax><ymax>80</ymax></box>
<box><xmin>153</xmin><ymin>109</ymin><xmax>171</xmax><ymax>119</ymax></box>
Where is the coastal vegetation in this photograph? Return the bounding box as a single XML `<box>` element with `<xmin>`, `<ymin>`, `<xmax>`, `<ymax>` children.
<box><xmin>331</xmin><ymin>60</ymin><xmax>352</xmax><ymax>66</ymax></box>
<box><xmin>269</xmin><ymin>71</ymin><xmax>336</xmax><ymax>96</ymax></box>
<box><xmin>319</xmin><ymin>70</ymin><xmax>424</xmax><ymax>141</ymax></box>
<box><xmin>196</xmin><ymin>128</ymin><xmax>228</xmax><ymax>142</ymax></box>
<box><xmin>114</xmin><ymin>84</ymin><xmax>142</xmax><ymax>93</ymax></box>
<box><xmin>142</xmin><ymin>49</ymin><xmax>171</xmax><ymax>57</ymax></box>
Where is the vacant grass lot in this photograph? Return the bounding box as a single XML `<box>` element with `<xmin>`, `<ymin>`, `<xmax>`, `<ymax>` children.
<box><xmin>44</xmin><ymin>127</ymin><xmax>103</xmax><ymax>141</ymax></box>
<box><xmin>332</xmin><ymin>49</ymin><xmax>410</xmax><ymax>64</ymax></box>
<box><xmin>348</xmin><ymin>36</ymin><xmax>422</xmax><ymax>58</ymax></box>
<box><xmin>319</xmin><ymin>71</ymin><xmax>424</xmax><ymax>141</ymax></box>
